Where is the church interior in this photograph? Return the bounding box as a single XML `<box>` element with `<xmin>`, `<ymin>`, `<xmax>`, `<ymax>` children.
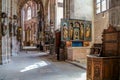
<box><xmin>0</xmin><ymin>0</ymin><xmax>120</xmax><ymax>80</ymax></box>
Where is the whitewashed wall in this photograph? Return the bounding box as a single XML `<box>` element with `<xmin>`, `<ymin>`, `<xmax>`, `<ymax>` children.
<box><xmin>70</xmin><ymin>0</ymin><xmax>93</xmax><ymax>20</ymax></box>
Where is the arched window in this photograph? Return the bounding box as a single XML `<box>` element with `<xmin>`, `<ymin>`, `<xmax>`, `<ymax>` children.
<box><xmin>27</xmin><ymin>7</ymin><xmax>32</xmax><ymax>20</ymax></box>
<box><xmin>96</xmin><ymin>0</ymin><xmax>109</xmax><ymax>14</ymax></box>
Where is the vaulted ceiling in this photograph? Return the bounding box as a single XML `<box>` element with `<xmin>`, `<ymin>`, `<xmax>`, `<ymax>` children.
<box><xmin>17</xmin><ymin>0</ymin><xmax>50</xmax><ymax>17</ymax></box>
<box><xmin>17</xmin><ymin>0</ymin><xmax>50</xmax><ymax>11</ymax></box>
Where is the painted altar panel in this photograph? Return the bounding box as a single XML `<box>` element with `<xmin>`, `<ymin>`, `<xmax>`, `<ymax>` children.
<box><xmin>61</xmin><ymin>19</ymin><xmax>69</xmax><ymax>41</ymax></box>
<box><xmin>69</xmin><ymin>20</ymin><xmax>85</xmax><ymax>41</ymax></box>
<box><xmin>84</xmin><ymin>21</ymin><xmax>92</xmax><ymax>41</ymax></box>
<box><xmin>61</xmin><ymin>19</ymin><xmax>92</xmax><ymax>47</ymax></box>
<box><xmin>68</xmin><ymin>20</ymin><xmax>74</xmax><ymax>40</ymax></box>
<box><xmin>73</xmin><ymin>27</ymin><xmax>80</xmax><ymax>40</ymax></box>
<box><xmin>61</xmin><ymin>19</ymin><xmax>92</xmax><ymax>41</ymax></box>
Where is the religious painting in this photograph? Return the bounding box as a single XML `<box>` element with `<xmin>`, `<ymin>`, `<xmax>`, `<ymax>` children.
<box><xmin>68</xmin><ymin>20</ymin><xmax>74</xmax><ymax>40</ymax></box>
<box><xmin>69</xmin><ymin>19</ymin><xmax>85</xmax><ymax>41</ymax></box>
<box><xmin>84</xmin><ymin>22</ymin><xmax>92</xmax><ymax>41</ymax></box>
<box><xmin>74</xmin><ymin>21</ymin><xmax>80</xmax><ymax>28</ymax></box>
<box><xmin>73</xmin><ymin>27</ymin><xmax>80</xmax><ymax>40</ymax></box>
<box><xmin>79</xmin><ymin>21</ymin><xmax>84</xmax><ymax>40</ymax></box>
<box><xmin>61</xmin><ymin>19</ymin><xmax>92</xmax><ymax>45</ymax></box>
<box><xmin>61</xmin><ymin>19</ymin><xmax>69</xmax><ymax>41</ymax></box>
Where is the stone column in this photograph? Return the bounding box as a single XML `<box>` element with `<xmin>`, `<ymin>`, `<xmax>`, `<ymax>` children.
<box><xmin>0</xmin><ymin>0</ymin><xmax>2</xmax><ymax>64</ymax></box>
<box><xmin>63</xmin><ymin>0</ymin><xmax>70</xmax><ymax>19</ymax></box>
<box><xmin>50</xmin><ymin>0</ymin><xmax>55</xmax><ymax>24</ymax></box>
<box><xmin>49</xmin><ymin>0</ymin><xmax>56</xmax><ymax>54</ymax></box>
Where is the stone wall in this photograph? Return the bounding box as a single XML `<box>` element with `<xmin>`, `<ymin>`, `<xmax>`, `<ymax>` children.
<box><xmin>94</xmin><ymin>0</ymin><xmax>120</xmax><ymax>43</ymax></box>
<box><xmin>93</xmin><ymin>0</ymin><xmax>109</xmax><ymax>43</ymax></box>
<box><xmin>67</xmin><ymin>47</ymin><xmax>90</xmax><ymax>61</ymax></box>
<box><xmin>94</xmin><ymin>12</ymin><xmax>109</xmax><ymax>43</ymax></box>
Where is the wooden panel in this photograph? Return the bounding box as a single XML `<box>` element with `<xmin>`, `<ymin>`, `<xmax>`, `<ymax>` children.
<box><xmin>102</xmin><ymin>27</ymin><xmax>120</xmax><ymax>57</ymax></box>
<box><xmin>104</xmin><ymin>43</ymin><xmax>117</xmax><ymax>51</ymax></box>
<box><xmin>102</xmin><ymin>26</ymin><xmax>120</xmax><ymax>79</ymax></box>
<box><xmin>93</xmin><ymin>59</ymin><xmax>101</xmax><ymax>80</ymax></box>
<box><xmin>118</xmin><ymin>32</ymin><xmax>120</xmax><ymax>37</ymax></box>
<box><xmin>112</xmin><ymin>60</ymin><xmax>119</xmax><ymax>79</ymax></box>
<box><xmin>104</xmin><ymin>33</ymin><xmax>118</xmax><ymax>41</ymax></box>
<box><xmin>103</xmin><ymin>51</ymin><xmax>117</xmax><ymax>56</ymax></box>
<box><xmin>119</xmin><ymin>44</ymin><xmax>120</xmax><ymax>56</ymax></box>
<box><xmin>102</xmin><ymin>60</ymin><xmax>112</xmax><ymax>79</ymax></box>
<box><xmin>87</xmin><ymin>56</ymin><xmax>120</xmax><ymax>80</ymax></box>
<box><xmin>103</xmin><ymin>42</ymin><xmax>118</xmax><ymax>56</ymax></box>
<box><xmin>87</xmin><ymin>58</ymin><xmax>92</xmax><ymax>80</ymax></box>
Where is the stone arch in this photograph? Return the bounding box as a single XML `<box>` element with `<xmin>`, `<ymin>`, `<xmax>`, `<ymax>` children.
<box><xmin>20</xmin><ymin>0</ymin><xmax>44</xmax><ymax>46</ymax></box>
<box><xmin>17</xmin><ymin>0</ymin><xmax>44</xmax><ymax>22</ymax></box>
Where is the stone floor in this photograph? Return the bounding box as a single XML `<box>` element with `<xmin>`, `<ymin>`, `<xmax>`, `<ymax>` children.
<box><xmin>66</xmin><ymin>60</ymin><xmax>87</xmax><ymax>70</ymax></box>
<box><xmin>0</xmin><ymin>51</ymin><xmax>86</xmax><ymax>80</ymax></box>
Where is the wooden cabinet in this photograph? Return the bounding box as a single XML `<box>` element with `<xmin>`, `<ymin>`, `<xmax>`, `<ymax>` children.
<box><xmin>102</xmin><ymin>25</ymin><xmax>120</xmax><ymax>57</ymax></box>
<box><xmin>87</xmin><ymin>25</ymin><xmax>120</xmax><ymax>80</ymax></box>
<box><xmin>87</xmin><ymin>55</ymin><xmax>120</xmax><ymax>80</ymax></box>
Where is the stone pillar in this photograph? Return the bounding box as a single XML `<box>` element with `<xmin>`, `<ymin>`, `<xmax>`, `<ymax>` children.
<box><xmin>63</xmin><ymin>0</ymin><xmax>70</xmax><ymax>19</ymax></box>
<box><xmin>0</xmin><ymin>0</ymin><xmax>2</xmax><ymax>64</ymax></box>
<box><xmin>50</xmin><ymin>0</ymin><xmax>55</xmax><ymax>24</ymax></box>
<box><xmin>49</xmin><ymin>0</ymin><xmax>56</xmax><ymax>54</ymax></box>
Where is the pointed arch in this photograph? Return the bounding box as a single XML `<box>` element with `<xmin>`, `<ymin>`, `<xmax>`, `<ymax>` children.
<box><xmin>27</xmin><ymin>6</ymin><xmax>32</xmax><ymax>20</ymax></box>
